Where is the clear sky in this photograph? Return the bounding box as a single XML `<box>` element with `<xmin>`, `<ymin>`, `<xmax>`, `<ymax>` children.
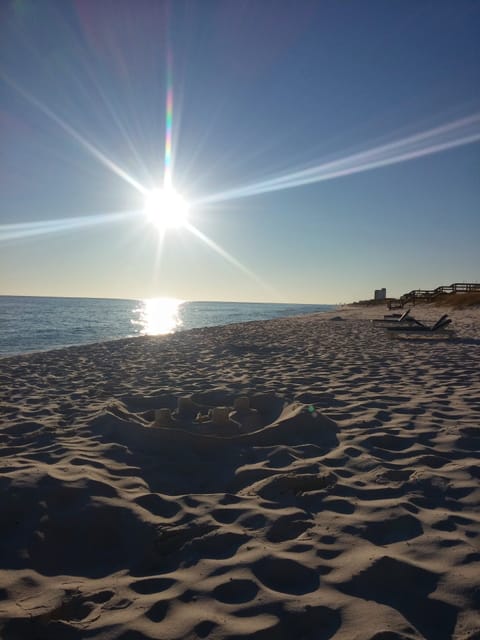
<box><xmin>1</xmin><ymin>0</ymin><xmax>479</xmax><ymax>304</ymax></box>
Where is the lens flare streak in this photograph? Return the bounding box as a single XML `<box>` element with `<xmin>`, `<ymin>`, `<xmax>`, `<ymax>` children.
<box><xmin>1</xmin><ymin>73</ymin><xmax>147</xmax><ymax>195</ymax></box>
<box><xmin>164</xmin><ymin>48</ymin><xmax>174</xmax><ymax>188</ymax></box>
<box><xmin>0</xmin><ymin>210</ymin><xmax>138</xmax><ymax>242</ymax></box>
<box><xmin>184</xmin><ymin>222</ymin><xmax>278</xmax><ymax>295</ymax></box>
<box><xmin>197</xmin><ymin>113</ymin><xmax>480</xmax><ymax>205</ymax></box>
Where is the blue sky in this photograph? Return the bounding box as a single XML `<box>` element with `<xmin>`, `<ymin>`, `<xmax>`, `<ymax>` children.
<box><xmin>1</xmin><ymin>0</ymin><xmax>479</xmax><ymax>303</ymax></box>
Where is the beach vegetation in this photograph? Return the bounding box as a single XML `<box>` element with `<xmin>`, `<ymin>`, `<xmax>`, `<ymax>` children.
<box><xmin>433</xmin><ymin>292</ymin><xmax>480</xmax><ymax>308</ymax></box>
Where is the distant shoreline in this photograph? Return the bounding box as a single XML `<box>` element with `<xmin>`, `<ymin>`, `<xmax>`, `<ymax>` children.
<box><xmin>0</xmin><ymin>293</ymin><xmax>335</xmax><ymax>306</ymax></box>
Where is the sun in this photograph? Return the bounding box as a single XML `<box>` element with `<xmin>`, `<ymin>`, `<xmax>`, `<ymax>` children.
<box><xmin>143</xmin><ymin>187</ymin><xmax>189</xmax><ymax>231</ymax></box>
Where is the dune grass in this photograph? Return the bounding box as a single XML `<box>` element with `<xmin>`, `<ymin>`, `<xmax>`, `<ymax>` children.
<box><xmin>433</xmin><ymin>292</ymin><xmax>480</xmax><ymax>308</ymax></box>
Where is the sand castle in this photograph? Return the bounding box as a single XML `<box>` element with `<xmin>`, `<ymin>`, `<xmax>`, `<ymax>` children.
<box><xmin>154</xmin><ymin>394</ymin><xmax>268</xmax><ymax>433</ymax></box>
<box><xmin>90</xmin><ymin>390</ymin><xmax>340</xmax><ymax>498</ymax></box>
<box><xmin>153</xmin><ymin>395</ymin><xmax>261</xmax><ymax>435</ymax></box>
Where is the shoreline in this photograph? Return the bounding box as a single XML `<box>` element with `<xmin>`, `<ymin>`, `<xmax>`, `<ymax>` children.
<box><xmin>0</xmin><ymin>300</ymin><xmax>336</xmax><ymax>359</ymax></box>
<box><xmin>3</xmin><ymin>301</ymin><xmax>475</xmax><ymax>361</ymax></box>
<box><xmin>1</xmin><ymin>307</ymin><xmax>479</xmax><ymax>638</ymax></box>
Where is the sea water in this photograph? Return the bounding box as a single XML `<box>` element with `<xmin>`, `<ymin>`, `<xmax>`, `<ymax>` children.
<box><xmin>0</xmin><ymin>296</ymin><xmax>334</xmax><ymax>356</ymax></box>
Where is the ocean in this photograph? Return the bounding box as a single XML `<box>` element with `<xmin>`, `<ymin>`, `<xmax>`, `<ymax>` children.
<box><xmin>0</xmin><ymin>296</ymin><xmax>334</xmax><ymax>357</ymax></box>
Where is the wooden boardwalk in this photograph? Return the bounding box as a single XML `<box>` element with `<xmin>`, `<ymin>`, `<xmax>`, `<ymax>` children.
<box><xmin>389</xmin><ymin>282</ymin><xmax>480</xmax><ymax>308</ymax></box>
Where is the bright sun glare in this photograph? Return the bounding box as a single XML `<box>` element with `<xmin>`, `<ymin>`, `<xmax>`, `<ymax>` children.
<box><xmin>144</xmin><ymin>187</ymin><xmax>189</xmax><ymax>231</ymax></box>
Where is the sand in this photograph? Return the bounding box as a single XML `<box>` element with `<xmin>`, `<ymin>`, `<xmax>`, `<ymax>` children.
<box><xmin>0</xmin><ymin>304</ymin><xmax>479</xmax><ymax>639</ymax></box>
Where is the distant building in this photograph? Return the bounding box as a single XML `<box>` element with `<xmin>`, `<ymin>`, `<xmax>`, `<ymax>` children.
<box><xmin>374</xmin><ymin>288</ymin><xmax>387</xmax><ymax>300</ymax></box>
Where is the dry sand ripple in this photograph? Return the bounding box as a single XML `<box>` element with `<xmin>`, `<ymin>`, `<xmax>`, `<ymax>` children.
<box><xmin>1</xmin><ymin>305</ymin><xmax>479</xmax><ymax>639</ymax></box>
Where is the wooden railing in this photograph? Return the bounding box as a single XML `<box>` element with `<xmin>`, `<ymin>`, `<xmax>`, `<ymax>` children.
<box><xmin>389</xmin><ymin>283</ymin><xmax>480</xmax><ymax>308</ymax></box>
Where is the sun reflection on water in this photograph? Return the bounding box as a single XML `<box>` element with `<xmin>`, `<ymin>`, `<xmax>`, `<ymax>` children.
<box><xmin>132</xmin><ymin>297</ymin><xmax>184</xmax><ymax>335</ymax></box>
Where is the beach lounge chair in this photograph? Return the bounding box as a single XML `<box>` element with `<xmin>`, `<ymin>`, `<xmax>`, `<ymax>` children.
<box><xmin>386</xmin><ymin>314</ymin><xmax>453</xmax><ymax>333</ymax></box>
<box><xmin>372</xmin><ymin>309</ymin><xmax>420</xmax><ymax>325</ymax></box>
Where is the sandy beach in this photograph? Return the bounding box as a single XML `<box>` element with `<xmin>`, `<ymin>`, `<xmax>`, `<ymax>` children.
<box><xmin>1</xmin><ymin>304</ymin><xmax>479</xmax><ymax>640</ymax></box>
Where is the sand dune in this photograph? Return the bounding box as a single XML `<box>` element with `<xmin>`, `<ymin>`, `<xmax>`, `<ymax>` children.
<box><xmin>1</xmin><ymin>305</ymin><xmax>479</xmax><ymax>639</ymax></box>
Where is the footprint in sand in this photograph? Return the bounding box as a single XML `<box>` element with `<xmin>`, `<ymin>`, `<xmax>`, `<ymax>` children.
<box><xmin>211</xmin><ymin>507</ymin><xmax>246</xmax><ymax>524</ymax></box>
<box><xmin>266</xmin><ymin>512</ymin><xmax>313</xmax><ymax>543</ymax></box>
<box><xmin>194</xmin><ymin>620</ymin><xmax>217</xmax><ymax>638</ymax></box>
<box><xmin>316</xmin><ymin>547</ymin><xmax>343</xmax><ymax>560</ymax></box>
<box><xmin>133</xmin><ymin>493</ymin><xmax>181</xmax><ymax>518</ymax></box>
<box><xmin>361</xmin><ymin>514</ymin><xmax>423</xmax><ymax>545</ymax></box>
<box><xmin>322</xmin><ymin>498</ymin><xmax>355</xmax><ymax>514</ymax></box>
<box><xmin>213</xmin><ymin>579</ymin><xmax>259</xmax><ymax>604</ymax></box>
<box><xmin>339</xmin><ymin>556</ymin><xmax>458</xmax><ymax>640</ymax></box>
<box><xmin>145</xmin><ymin>599</ymin><xmax>170</xmax><ymax>622</ymax></box>
<box><xmin>363</xmin><ymin>433</ymin><xmax>417</xmax><ymax>452</ymax></box>
<box><xmin>252</xmin><ymin>556</ymin><xmax>319</xmax><ymax>595</ymax></box>
<box><xmin>239</xmin><ymin>512</ymin><xmax>268</xmax><ymax>530</ymax></box>
<box><xmin>183</xmin><ymin>531</ymin><xmax>249</xmax><ymax>560</ymax></box>
<box><xmin>130</xmin><ymin>577</ymin><xmax>176</xmax><ymax>594</ymax></box>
